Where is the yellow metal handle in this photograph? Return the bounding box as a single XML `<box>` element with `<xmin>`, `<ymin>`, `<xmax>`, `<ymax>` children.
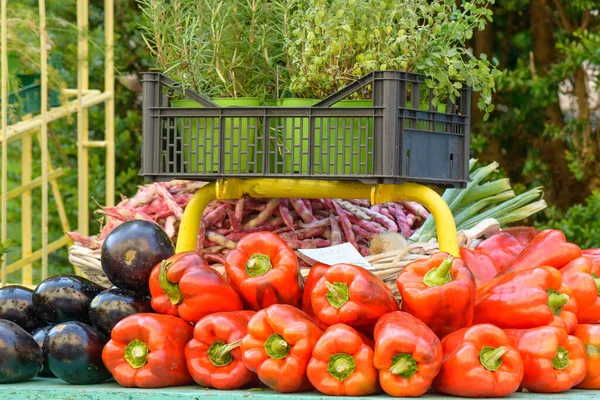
<box><xmin>175</xmin><ymin>179</ymin><xmax>459</xmax><ymax>257</ymax></box>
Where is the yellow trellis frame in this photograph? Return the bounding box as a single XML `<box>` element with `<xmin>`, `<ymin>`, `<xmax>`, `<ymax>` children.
<box><xmin>0</xmin><ymin>0</ymin><xmax>114</xmax><ymax>287</ymax></box>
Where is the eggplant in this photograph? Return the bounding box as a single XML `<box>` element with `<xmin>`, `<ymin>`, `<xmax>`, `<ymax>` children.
<box><xmin>0</xmin><ymin>319</ymin><xmax>43</xmax><ymax>383</ymax></box>
<box><xmin>32</xmin><ymin>275</ymin><xmax>105</xmax><ymax>324</ymax></box>
<box><xmin>89</xmin><ymin>287</ymin><xmax>153</xmax><ymax>335</ymax></box>
<box><xmin>0</xmin><ymin>285</ymin><xmax>45</xmax><ymax>332</ymax></box>
<box><xmin>101</xmin><ymin>220</ymin><xmax>174</xmax><ymax>293</ymax></box>
<box><xmin>32</xmin><ymin>325</ymin><xmax>55</xmax><ymax>377</ymax></box>
<box><xmin>46</xmin><ymin>322</ymin><xmax>111</xmax><ymax>384</ymax></box>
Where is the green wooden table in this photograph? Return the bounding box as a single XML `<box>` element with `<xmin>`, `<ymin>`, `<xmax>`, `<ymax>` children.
<box><xmin>2</xmin><ymin>378</ymin><xmax>599</xmax><ymax>400</ymax></box>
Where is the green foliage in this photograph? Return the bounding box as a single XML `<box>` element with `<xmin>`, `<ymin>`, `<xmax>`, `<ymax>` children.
<box><xmin>473</xmin><ymin>1</ymin><xmax>599</xmax><ymax>208</ymax></box>
<box><xmin>537</xmin><ymin>191</ymin><xmax>600</xmax><ymax>249</ymax></box>
<box><xmin>0</xmin><ymin>240</ymin><xmax>14</xmax><ymax>265</ymax></box>
<box><xmin>286</xmin><ymin>0</ymin><xmax>501</xmax><ymax>118</ymax></box>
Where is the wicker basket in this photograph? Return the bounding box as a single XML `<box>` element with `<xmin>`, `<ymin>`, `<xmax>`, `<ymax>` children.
<box><xmin>68</xmin><ymin>245</ymin><xmax>111</xmax><ymax>287</ymax></box>
<box><xmin>68</xmin><ymin>218</ymin><xmax>501</xmax><ymax>300</ymax></box>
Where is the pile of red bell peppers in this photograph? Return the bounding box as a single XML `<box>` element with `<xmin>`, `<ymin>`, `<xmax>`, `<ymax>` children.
<box><xmin>100</xmin><ymin>229</ymin><xmax>600</xmax><ymax>397</ymax></box>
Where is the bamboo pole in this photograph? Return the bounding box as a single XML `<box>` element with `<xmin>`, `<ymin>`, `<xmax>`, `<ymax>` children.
<box><xmin>40</xmin><ymin>0</ymin><xmax>49</xmax><ymax>280</ymax></box>
<box><xmin>2</xmin><ymin>169</ymin><xmax>64</xmax><ymax>203</ymax></box>
<box><xmin>36</xmin><ymin>131</ymin><xmax>71</xmax><ymax>238</ymax></box>
<box><xmin>77</xmin><ymin>0</ymin><xmax>90</xmax><ymax>237</ymax></box>
<box><xmin>21</xmin><ymin>133</ymin><xmax>32</xmax><ymax>285</ymax></box>
<box><xmin>1</xmin><ymin>91</ymin><xmax>110</xmax><ymax>144</ymax></box>
<box><xmin>105</xmin><ymin>0</ymin><xmax>115</xmax><ymax>207</ymax></box>
<box><xmin>7</xmin><ymin>236</ymin><xmax>70</xmax><ymax>275</ymax></box>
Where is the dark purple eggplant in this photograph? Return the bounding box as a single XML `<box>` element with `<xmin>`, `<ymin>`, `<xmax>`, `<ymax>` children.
<box><xmin>32</xmin><ymin>275</ymin><xmax>105</xmax><ymax>324</ymax></box>
<box><xmin>101</xmin><ymin>220</ymin><xmax>174</xmax><ymax>293</ymax></box>
<box><xmin>45</xmin><ymin>322</ymin><xmax>111</xmax><ymax>384</ymax></box>
<box><xmin>89</xmin><ymin>287</ymin><xmax>152</xmax><ymax>335</ymax></box>
<box><xmin>0</xmin><ymin>319</ymin><xmax>43</xmax><ymax>383</ymax></box>
<box><xmin>32</xmin><ymin>325</ymin><xmax>55</xmax><ymax>377</ymax></box>
<box><xmin>0</xmin><ymin>285</ymin><xmax>45</xmax><ymax>332</ymax></box>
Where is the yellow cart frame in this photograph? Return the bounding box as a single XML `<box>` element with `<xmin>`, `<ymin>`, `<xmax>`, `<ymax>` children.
<box><xmin>176</xmin><ymin>178</ymin><xmax>459</xmax><ymax>257</ymax></box>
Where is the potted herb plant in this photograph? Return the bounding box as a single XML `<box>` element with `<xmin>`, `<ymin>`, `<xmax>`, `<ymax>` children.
<box><xmin>284</xmin><ymin>0</ymin><xmax>501</xmax><ymax>174</ymax></box>
<box><xmin>138</xmin><ymin>0</ymin><xmax>284</xmax><ymax>173</ymax></box>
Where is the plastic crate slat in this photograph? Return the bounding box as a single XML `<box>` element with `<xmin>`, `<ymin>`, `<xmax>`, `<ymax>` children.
<box><xmin>141</xmin><ymin>71</ymin><xmax>471</xmax><ymax>188</ymax></box>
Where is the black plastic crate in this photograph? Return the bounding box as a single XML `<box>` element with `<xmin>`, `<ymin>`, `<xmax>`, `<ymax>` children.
<box><xmin>140</xmin><ymin>71</ymin><xmax>471</xmax><ymax>188</ymax></box>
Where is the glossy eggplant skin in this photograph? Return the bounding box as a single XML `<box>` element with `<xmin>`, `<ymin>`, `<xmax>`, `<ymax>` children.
<box><xmin>45</xmin><ymin>322</ymin><xmax>111</xmax><ymax>384</ymax></box>
<box><xmin>0</xmin><ymin>319</ymin><xmax>43</xmax><ymax>383</ymax></box>
<box><xmin>32</xmin><ymin>325</ymin><xmax>55</xmax><ymax>377</ymax></box>
<box><xmin>89</xmin><ymin>287</ymin><xmax>152</xmax><ymax>335</ymax></box>
<box><xmin>0</xmin><ymin>285</ymin><xmax>45</xmax><ymax>333</ymax></box>
<box><xmin>101</xmin><ymin>220</ymin><xmax>174</xmax><ymax>293</ymax></box>
<box><xmin>32</xmin><ymin>275</ymin><xmax>105</xmax><ymax>324</ymax></box>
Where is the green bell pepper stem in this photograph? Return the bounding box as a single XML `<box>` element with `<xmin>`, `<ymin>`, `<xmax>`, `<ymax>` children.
<box><xmin>124</xmin><ymin>339</ymin><xmax>150</xmax><ymax>369</ymax></box>
<box><xmin>479</xmin><ymin>346</ymin><xmax>506</xmax><ymax>372</ymax></box>
<box><xmin>327</xmin><ymin>353</ymin><xmax>356</xmax><ymax>381</ymax></box>
<box><xmin>159</xmin><ymin>260</ymin><xmax>183</xmax><ymax>305</ymax></box>
<box><xmin>547</xmin><ymin>289</ymin><xmax>569</xmax><ymax>315</ymax></box>
<box><xmin>423</xmin><ymin>256</ymin><xmax>454</xmax><ymax>287</ymax></box>
<box><xmin>325</xmin><ymin>281</ymin><xmax>349</xmax><ymax>309</ymax></box>
<box><xmin>207</xmin><ymin>339</ymin><xmax>242</xmax><ymax>367</ymax></box>
<box><xmin>389</xmin><ymin>353</ymin><xmax>418</xmax><ymax>379</ymax></box>
<box><xmin>264</xmin><ymin>333</ymin><xmax>290</xmax><ymax>359</ymax></box>
<box><xmin>552</xmin><ymin>346</ymin><xmax>569</xmax><ymax>370</ymax></box>
<box><xmin>246</xmin><ymin>254</ymin><xmax>272</xmax><ymax>276</ymax></box>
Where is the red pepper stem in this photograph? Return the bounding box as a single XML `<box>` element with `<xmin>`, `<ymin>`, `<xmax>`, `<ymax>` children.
<box><xmin>389</xmin><ymin>353</ymin><xmax>418</xmax><ymax>379</ymax></box>
<box><xmin>480</xmin><ymin>346</ymin><xmax>506</xmax><ymax>372</ymax></box>
<box><xmin>327</xmin><ymin>353</ymin><xmax>356</xmax><ymax>381</ymax></box>
<box><xmin>547</xmin><ymin>289</ymin><xmax>569</xmax><ymax>315</ymax></box>
<box><xmin>264</xmin><ymin>333</ymin><xmax>290</xmax><ymax>360</ymax></box>
<box><xmin>423</xmin><ymin>255</ymin><xmax>454</xmax><ymax>287</ymax></box>
<box><xmin>325</xmin><ymin>281</ymin><xmax>349</xmax><ymax>309</ymax></box>
<box><xmin>124</xmin><ymin>339</ymin><xmax>149</xmax><ymax>369</ymax></box>
<box><xmin>592</xmin><ymin>273</ymin><xmax>600</xmax><ymax>296</ymax></box>
<box><xmin>158</xmin><ymin>260</ymin><xmax>183</xmax><ymax>305</ymax></box>
<box><xmin>245</xmin><ymin>254</ymin><xmax>273</xmax><ymax>277</ymax></box>
<box><xmin>207</xmin><ymin>339</ymin><xmax>241</xmax><ymax>367</ymax></box>
<box><xmin>552</xmin><ymin>346</ymin><xmax>569</xmax><ymax>370</ymax></box>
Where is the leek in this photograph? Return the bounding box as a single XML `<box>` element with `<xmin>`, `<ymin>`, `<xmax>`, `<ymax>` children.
<box><xmin>460</xmin><ymin>179</ymin><xmax>511</xmax><ymax>206</ymax></box>
<box><xmin>410</xmin><ymin>159</ymin><xmax>547</xmax><ymax>243</ymax></box>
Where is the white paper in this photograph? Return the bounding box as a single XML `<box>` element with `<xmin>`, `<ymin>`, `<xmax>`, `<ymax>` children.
<box><xmin>297</xmin><ymin>243</ymin><xmax>372</xmax><ymax>269</ymax></box>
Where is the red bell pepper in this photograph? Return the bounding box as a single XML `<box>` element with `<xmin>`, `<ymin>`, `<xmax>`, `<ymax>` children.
<box><xmin>185</xmin><ymin>311</ymin><xmax>257</xmax><ymax>390</ymax></box>
<box><xmin>574</xmin><ymin>324</ymin><xmax>600</xmax><ymax>389</ymax></box>
<box><xmin>459</xmin><ymin>247</ymin><xmax>500</xmax><ymax>288</ymax></box>
<box><xmin>149</xmin><ymin>252</ymin><xmax>243</xmax><ymax>323</ymax></box>
<box><xmin>396</xmin><ymin>253</ymin><xmax>475</xmax><ymax>339</ymax></box>
<box><xmin>583</xmin><ymin>248</ymin><xmax>600</xmax><ymax>264</ymax></box>
<box><xmin>240</xmin><ymin>304</ymin><xmax>323</xmax><ymax>393</ymax></box>
<box><xmin>432</xmin><ymin>324</ymin><xmax>524</xmax><ymax>397</ymax></box>
<box><xmin>501</xmin><ymin>229</ymin><xmax>581</xmax><ymax>274</ymax></box>
<box><xmin>306</xmin><ymin>324</ymin><xmax>378</xmax><ymax>396</ymax></box>
<box><xmin>505</xmin><ymin>326</ymin><xmax>586</xmax><ymax>392</ymax></box>
<box><xmin>561</xmin><ymin>257</ymin><xmax>600</xmax><ymax>324</ymax></box>
<box><xmin>481</xmin><ymin>268</ymin><xmax>578</xmax><ymax>330</ymax></box>
<box><xmin>311</xmin><ymin>263</ymin><xmax>398</xmax><ymax>334</ymax></box>
<box><xmin>301</xmin><ymin>263</ymin><xmax>329</xmax><ymax>329</ymax></box>
<box><xmin>102</xmin><ymin>313</ymin><xmax>193</xmax><ymax>388</ymax></box>
<box><xmin>475</xmin><ymin>266</ymin><xmax>577</xmax><ymax>329</ymax></box>
<box><xmin>373</xmin><ymin>311</ymin><xmax>442</xmax><ymax>397</ymax></box>
<box><xmin>476</xmin><ymin>227</ymin><xmax>539</xmax><ymax>271</ymax></box>
<box><xmin>225</xmin><ymin>232</ymin><xmax>302</xmax><ymax>310</ymax></box>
